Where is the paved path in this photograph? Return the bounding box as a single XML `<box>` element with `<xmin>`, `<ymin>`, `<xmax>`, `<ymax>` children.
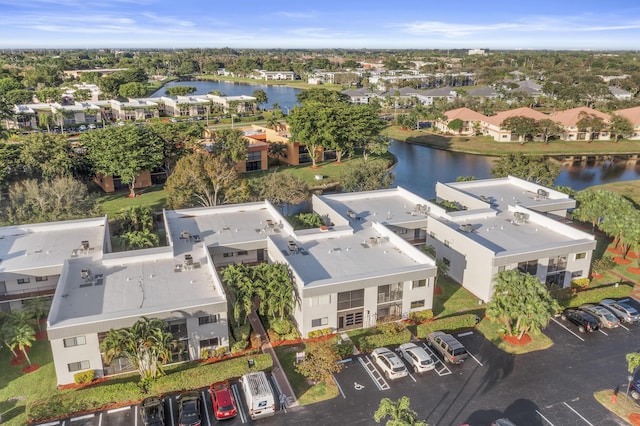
<box><xmin>247</xmin><ymin>309</ymin><xmax>298</xmax><ymax>408</ymax></box>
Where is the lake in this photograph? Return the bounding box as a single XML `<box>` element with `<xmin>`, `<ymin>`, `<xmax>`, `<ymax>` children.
<box><xmin>150</xmin><ymin>80</ymin><xmax>302</xmax><ymax>112</ymax></box>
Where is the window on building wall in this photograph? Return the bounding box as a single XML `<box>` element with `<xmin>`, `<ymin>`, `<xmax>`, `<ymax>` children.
<box><xmin>198</xmin><ymin>314</ymin><xmax>219</xmax><ymax>325</ymax></box>
<box><xmin>517</xmin><ymin>260</ymin><xmax>538</xmax><ymax>276</ymax></box>
<box><xmin>571</xmin><ymin>270</ymin><xmax>583</xmax><ymax>278</ymax></box>
<box><xmin>63</xmin><ymin>336</ymin><xmax>87</xmax><ymax>347</ymax></box>
<box><xmin>35</xmin><ymin>276</ymin><xmax>49</xmax><ymax>282</ymax></box>
<box><xmin>199</xmin><ymin>338</ymin><xmax>219</xmax><ymax>349</ymax></box>
<box><xmin>443</xmin><ymin>258</ymin><xmax>450</xmax><ymax>267</ymax></box>
<box><xmin>223</xmin><ymin>252</ymin><xmax>234</xmax><ymax>258</ymax></box>
<box><xmin>378</xmin><ymin>283</ymin><xmax>403</xmax><ymax>304</ymax></box>
<box><xmin>498</xmin><ymin>266</ymin><xmax>506</xmax><ymax>273</ymax></box>
<box><xmin>68</xmin><ymin>360</ymin><xmax>90</xmax><ymax>372</ymax></box>
<box><xmin>548</xmin><ymin>256</ymin><xmax>567</xmax><ymax>273</ymax></box>
<box><xmin>246</xmin><ymin>151</ymin><xmax>262</xmax><ymax>172</ymax></box>
<box><xmin>17</xmin><ymin>278</ymin><xmax>31</xmax><ymax>284</ymax></box>
<box><xmin>411</xmin><ymin>300</ymin><xmax>426</xmax><ymax>309</ymax></box>
<box><xmin>337</xmin><ymin>289</ymin><xmax>364</xmax><ymax>311</ymax></box>
<box><xmin>575</xmin><ymin>252</ymin><xmax>586</xmax><ymax>260</ymax></box>
<box><xmin>546</xmin><ymin>272</ymin><xmax>565</xmax><ymax>286</ymax></box>
<box><xmin>309</xmin><ymin>295</ymin><xmax>331</xmax><ymax>307</ymax></box>
<box><xmin>412</xmin><ymin>279</ymin><xmax>427</xmax><ymax>289</ymax></box>
<box><xmin>311</xmin><ymin>317</ymin><xmax>328</xmax><ymax>327</ymax></box>
<box><xmin>237</xmin><ymin>250</ymin><xmax>248</xmax><ymax>256</ymax></box>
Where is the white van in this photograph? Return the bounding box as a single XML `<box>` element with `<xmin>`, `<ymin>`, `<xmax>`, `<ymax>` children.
<box><xmin>241</xmin><ymin>371</ymin><xmax>275</xmax><ymax>420</ymax></box>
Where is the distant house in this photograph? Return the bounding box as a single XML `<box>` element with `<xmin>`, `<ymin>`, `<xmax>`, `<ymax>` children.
<box><xmin>342</xmin><ymin>88</ymin><xmax>379</xmax><ymax>104</ymax></box>
<box><xmin>255</xmin><ymin>70</ymin><xmax>296</xmax><ymax>81</ymax></box>
<box><xmin>435</xmin><ymin>107</ymin><xmax>487</xmax><ymax>135</ymax></box>
<box><xmin>550</xmin><ymin>107</ymin><xmax>611</xmax><ymax>141</ymax></box>
<box><xmin>481</xmin><ymin>107</ymin><xmax>549</xmax><ymax>142</ymax></box>
<box><xmin>609</xmin><ymin>86</ymin><xmax>632</xmax><ymax>101</ymax></box>
<box><xmin>610</xmin><ymin>106</ymin><xmax>640</xmax><ymax>140</ymax></box>
<box><xmin>467</xmin><ymin>86</ymin><xmax>499</xmax><ymax>102</ymax></box>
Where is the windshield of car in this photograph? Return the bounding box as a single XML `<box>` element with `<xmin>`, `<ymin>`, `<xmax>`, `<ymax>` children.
<box><xmin>219</xmin><ymin>403</ymin><xmax>235</xmax><ymax>412</ymax></box>
<box><xmin>392</xmin><ymin>366</ymin><xmax>405</xmax><ymax>372</ymax></box>
<box><xmin>453</xmin><ymin>348</ymin><xmax>467</xmax><ymax>356</ymax></box>
<box><xmin>420</xmin><ymin>359</ymin><xmax>433</xmax><ymax>366</ymax></box>
<box><xmin>181</xmin><ymin>401</ymin><xmax>199</xmax><ymax>420</ymax></box>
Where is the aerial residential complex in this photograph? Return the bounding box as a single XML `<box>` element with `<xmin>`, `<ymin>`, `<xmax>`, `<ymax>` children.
<box><xmin>0</xmin><ymin>177</ymin><xmax>594</xmax><ymax>385</ymax></box>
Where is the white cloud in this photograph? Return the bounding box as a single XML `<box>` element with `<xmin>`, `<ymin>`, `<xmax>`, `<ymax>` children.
<box><xmin>275</xmin><ymin>11</ymin><xmax>317</xmax><ymax>19</ymax></box>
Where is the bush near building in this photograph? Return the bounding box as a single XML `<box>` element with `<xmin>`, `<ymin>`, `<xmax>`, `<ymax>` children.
<box><xmin>359</xmin><ymin>322</ymin><xmax>412</xmax><ymax>353</ymax></box>
<box><xmin>416</xmin><ymin>313</ymin><xmax>478</xmax><ymax>338</ymax></box>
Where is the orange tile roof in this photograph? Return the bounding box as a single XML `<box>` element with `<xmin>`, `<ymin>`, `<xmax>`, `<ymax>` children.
<box><xmin>550</xmin><ymin>106</ymin><xmax>610</xmax><ymax>126</ymax></box>
<box><xmin>614</xmin><ymin>106</ymin><xmax>640</xmax><ymax>125</ymax></box>
<box><xmin>483</xmin><ymin>107</ymin><xmax>549</xmax><ymax>126</ymax></box>
<box><xmin>444</xmin><ymin>107</ymin><xmax>487</xmax><ymax>121</ymax></box>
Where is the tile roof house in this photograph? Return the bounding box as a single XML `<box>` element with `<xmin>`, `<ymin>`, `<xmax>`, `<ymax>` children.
<box><xmin>550</xmin><ymin>107</ymin><xmax>611</xmax><ymax>141</ymax></box>
<box><xmin>435</xmin><ymin>107</ymin><xmax>487</xmax><ymax>135</ymax></box>
<box><xmin>481</xmin><ymin>107</ymin><xmax>549</xmax><ymax>142</ymax></box>
<box><xmin>613</xmin><ymin>106</ymin><xmax>640</xmax><ymax>140</ymax></box>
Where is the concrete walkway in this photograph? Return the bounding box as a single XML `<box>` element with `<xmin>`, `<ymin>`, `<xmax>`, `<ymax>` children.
<box><xmin>247</xmin><ymin>309</ymin><xmax>298</xmax><ymax>408</ymax></box>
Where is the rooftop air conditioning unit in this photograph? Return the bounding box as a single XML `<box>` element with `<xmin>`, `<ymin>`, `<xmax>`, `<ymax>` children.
<box><xmin>459</xmin><ymin>224</ymin><xmax>473</xmax><ymax>232</ymax></box>
<box><xmin>81</xmin><ymin>268</ymin><xmax>91</xmax><ymax>279</ymax></box>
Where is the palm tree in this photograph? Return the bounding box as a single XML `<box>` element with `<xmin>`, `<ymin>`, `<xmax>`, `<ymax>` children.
<box><xmin>116</xmin><ymin>206</ymin><xmax>154</xmax><ymax>233</ymax></box>
<box><xmin>374</xmin><ymin>397</ymin><xmax>427</xmax><ymax>426</ymax></box>
<box><xmin>263</xmin><ymin>263</ymin><xmax>295</xmax><ymax>320</ymax></box>
<box><xmin>10</xmin><ymin>323</ymin><xmax>36</xmax><ymax>366</ymax></box>
<box><xmin>38</xmin><ymin>113</ymin><xmax>54</xmax><ymax>133</ymax></box>
<box><xmin>23</xmin><ymin>297</ymin><xmax>50</xmax><ymax>331</ymax></box>
<box><xmin>101</xmin><ymin>317</ymin><xmax>177</xmax><ymax>382</ymax></box>
<box><xmin>120</xmin><ymin>230</ymin><xmax>159</xmax><ymax>250</ymax></box>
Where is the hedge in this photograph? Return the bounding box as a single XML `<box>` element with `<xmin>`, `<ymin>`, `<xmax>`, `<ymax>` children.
<box><xmin>359</xmin><ymin>323</ymin><xmax>412</xmax><ymax>353</ymax></box>
<box><xmin>416</xmin><ymin>313</ymin><xmax>478</xmax><ymax>338</ymax></box>
<box><xmin>307</xmin><ymin>327</ymin><xmax>333</xmax><ymax>339</ymax></box>
<box><xmin>73</xmin><ymin>370</ymin><xmax>95</xmax><ymax>384</ymax></box>
<box><xmin>27</xmin><ymin>353</ymin><xmax>272</xmax><ymax>423</ymax></box>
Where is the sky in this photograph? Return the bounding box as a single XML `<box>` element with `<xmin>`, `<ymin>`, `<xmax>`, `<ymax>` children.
<box><xmin>1</xmin><ymin>0</ymin><xmax>640</xmax><ymax>50</ymax></box>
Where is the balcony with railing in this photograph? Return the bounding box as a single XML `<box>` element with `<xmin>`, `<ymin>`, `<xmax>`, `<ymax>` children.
<box><xmin>0</xmin><ymin>285</ymin><xmax>57</xmax><ymax>301</ymax></box>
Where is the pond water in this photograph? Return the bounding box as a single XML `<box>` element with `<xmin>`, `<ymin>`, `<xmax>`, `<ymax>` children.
<box><xmin>150</xmin><ymin>80</ymin><xmax>302</xmax><ymax>112</ymax></box>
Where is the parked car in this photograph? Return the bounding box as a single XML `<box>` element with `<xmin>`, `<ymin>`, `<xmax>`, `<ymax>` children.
<box><xmin>600</xmin><ymin>299</ymin><xmax>640</xmax><ymax>323</ymax></box>
<box><xmin>177</xmin><ymin>391</ymin><xmax>201</xmax><ymax>426</ymax></box>
<box><xmin>88</xmin><ymin>123</ymin><xmax>97</xmax><ymax>129</ymax></box>
<box><xmin>209</xmin><ymin>381</ymin><xmax>238</xmax><ymax>420</ymax></box>
<box><xmin>579</xmin><ymin>303</ymin><xmax>620</xmax><ymax>328</ymax></box>
<box><xmin>140</xmin><ymin>396</ymin><xmax>165</xmax><ymax>426</ymax></box>
<box><xmin>560</xmin><ymin>308</ymin><xmax>599</xmax><ymax>333</ymax></box>
<box><xmin>631</xmin><ymin>379</ymin><xmax>640</xmax><ymax>400</ymax></box>
<box><xmin>398</xmin><ymin>342</ymin><xmax>435</xmax><ymax>373</ymax></box>
<box><xmin>371</xmin><ymin>347</ymin><xmax>408</xmax><ymax>379</ymax></box>
<box><xmin>491</xmin><ymin>419</ymin><xmax>517</xmax><ymax>426</ymax></box>
<box><xmin>426</xmin><ymin>331</ymin><xmax>468</xmax><ymax>364</ymax></box>
<box><xmin>79</xmin><ymin>125</ymin><xmax>87</xmax><ymax>131</ymax></box>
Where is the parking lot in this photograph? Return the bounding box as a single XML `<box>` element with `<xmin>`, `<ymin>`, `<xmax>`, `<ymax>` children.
<box><xmin>36</xmin><ymin>298</ymin><xmax>640</xmax><ymax>426</ymax></box>
<box><xmin>35</xmin><ymin>374</ymin><xmax>286</xmax><ymax>426</ymax></box>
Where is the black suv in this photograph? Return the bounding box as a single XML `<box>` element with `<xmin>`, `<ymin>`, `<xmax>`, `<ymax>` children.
<box><xmin>140</xmin><ymin>396</ymin><xmax>165</xmax><ymax>426</ymax></box>
<box><xmin>561</xmin><ymin>308</ymin><xmax>599</xmax><ymax>333</ymax></box>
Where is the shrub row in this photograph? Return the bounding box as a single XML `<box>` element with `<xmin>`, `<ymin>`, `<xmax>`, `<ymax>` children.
<box><xmin>73</xmin><ymin>369</ymin><xmax>95</xmax><ymax>384</ymax></box>
<box><xmin>359</xmin><ymin>323</ymin><xmax>412</xmax><ymax>353</ymax></box>
<box><xmin>307</xmin><ymin>327</ymin><xmax>333</xmax><ymax>339</ymax></box>
<box><xmin>559</xmin><ymin>283</ymin><xmax>633</xmax><ymax>308</ymax></box>
<box><xmin>571</xmin><ymin>278</ymin><xmax>591</xmax><ymax>289</ymax></box>
<box><xmin>408</xmin><ymin>309</ymin><xmax>434</xmax><ymax>323</ymax></box>
<box><xmin>416</xmin><ymin>313</ymin><xmax>478</xmax><ymax>338</ymax></box>
<box><xmin>27</xmin><ymin>353</ymin><xmax>272</xmax><ymax>423</ymax></box>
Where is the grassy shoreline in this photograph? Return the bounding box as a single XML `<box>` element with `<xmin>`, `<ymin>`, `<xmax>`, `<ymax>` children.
<box><xmin>382</xmin><ymin>126</ymin><xmax>640</xmax><ymax>157</ymax></box>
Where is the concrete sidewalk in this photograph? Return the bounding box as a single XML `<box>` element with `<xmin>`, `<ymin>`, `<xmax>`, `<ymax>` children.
<box><xmin>248</xmin><ymin>309</ymin><xmax>298</xmax><ymax>408</ymax></box>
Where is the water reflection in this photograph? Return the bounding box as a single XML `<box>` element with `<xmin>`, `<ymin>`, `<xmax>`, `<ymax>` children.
<box><xmin>389</xmin><ymin>140</ymin><xmax>640</xmax><ymax>199</ymax></box>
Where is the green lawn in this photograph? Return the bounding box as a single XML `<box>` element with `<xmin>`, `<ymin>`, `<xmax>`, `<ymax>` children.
<box><xmin>0</xmin><ymin>339</ymin><xmax>59</xmax><ymax>426</ymax></box>
<box><xmin>476</xmin><ymin>318</ymin><xmax>554</xmax><ymax>354</ymax></box>
<box><xmin>433</xmin><ymin>276</ymin><xmax>485</xmax><ymax>317</ymax></box>
<box><xmin>594</xmin><ymin>389</ymin><xmax>640</xmax><ymax>425</ymax></box>
<box><xmin>96</xmin><ymin>185</ymin><xmax>168</xmax><ymax>216</ymax></box>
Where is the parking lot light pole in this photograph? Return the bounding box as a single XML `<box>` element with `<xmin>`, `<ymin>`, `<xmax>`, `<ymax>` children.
<box><xmin>627</xmin><ymin>375</ymin><xmax>634</xmax><ymax>399</ymax></box>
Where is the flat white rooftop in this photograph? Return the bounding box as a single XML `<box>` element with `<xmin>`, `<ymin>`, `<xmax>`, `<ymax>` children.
<box><xmin>49</xmin><ymin>249</ymin><xmax>222</xmax><ymax>328</ymax></box>
<box><xmin>0</xmin><ymin>217</ymin><xmax>106</xmax><ymax>274</ymax></box>
<box><xmin>165</xmin><ymin>202</ymin><xmax>289</xmax><ymax>256</ymax></box>
<box><xmin>271</xmin><ymin>225</ymin><xmax>433</xmax><ymax>287</ymax></box>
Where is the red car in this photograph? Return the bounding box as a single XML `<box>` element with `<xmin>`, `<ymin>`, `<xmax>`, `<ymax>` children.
<box><xmin>209</xmin><ymin>382</ymin><xmax>238</xmax><ymax>420</ymax></box>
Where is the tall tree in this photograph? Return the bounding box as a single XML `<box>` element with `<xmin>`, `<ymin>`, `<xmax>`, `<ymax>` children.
<box><xmin>81</xmin><ymin>125</ymin><xmax>164</xmax><ymax>198</ymax></box>
<box><xmin>576</xmin><ymin>112</ymin><xmax>605</xmax><ymax>142</ymax></box>
<box><xmin>208</xmin><ymin>128</ymin><xmax>248</xmax><ymax>163</ymax></box>
<box><xmin>165</xmin><ymin>152</ymin><xmax>238</xmax><ymax>208</ymax></box>
<box><xmin>537</xmin><ymin>118</ymin><xmax>565</xmax><ymax>144</ymax></box>
<box><xmin>374</xmin><ymin>397</ymin><xmax>427</xmax><ymax>426</ymax></box>
<box><xmin>486</xmin><ymin>270</ymin><xmax>559</xmax><ymax>340</ymax></box>
<box><xmin>609</xmin><ymin>114</ymin><xmax>633</xmax><ymax>142</ymax></box>
<box><xmin>295</xmin><ymin>339</ymin><xmax>343</xmax><ymax>384</ymax></box>
<box><xmin>148</xmin><ymin>121</ymin><xmax>203</xmax><ymax>176</ymax></box>
<box><xmin>287</xmin><ymin>102</ymin><xmax>333</xmax><ymax>168</ymax></box>
<box><xmin>627</xmin><ymin>352</ymin><xmax>640</xmax><ymax>373</ymax></box>
<box><xmin>500</xmin><ymin>116</ymin><xmax>539</xmax><ymax>144</ymax></box>
<box><xmin>166</xmin><ymin>86</ymin><xmax>196</xmax><ymax>97</ymax></box>
<box><xmin>19</xmin><ymin>133</ymin><xmax>75</xmax><ymax>180</ymax></box>
<box><xmin>490</xmin><ymin>154</ymin><xmax>560</xmax><ymax>187</ymax></box>
<box><xmin>339</xmin><ymin>160</ymin><xmax>394</xmax><ymax>192</ymax></box>
<box><xmin>101</xmin><ymin>317</ymin><xmax>177</xmax><ymax>384</ymax></box>
<box><xmin>260</xmin><ymin>171</ymin><xmax>309</xmax><ymax>215</ymax></box>
<box><xmin>22</xmin><ymin>297</ymin><xmax>50</xmax><ymax>332</ymax></box>
<box><xmin>252</xmin><ymin>89</ymin><xmax>268</xmax><ymax>108</ymax></box>
<box><xmin>9</xmin><ymin>322</ymin><xmax>36</xmax><ymax>366</ymax></box>
<box><xmin>119</xmin><ymin>82</ymin><xmax>147</xmax><ymax>99</ymax></box>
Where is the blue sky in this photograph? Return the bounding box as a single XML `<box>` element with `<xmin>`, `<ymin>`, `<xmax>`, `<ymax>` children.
<box><xmin>1</xmin><ymin>0</ymin><xmax>640</xmax><ymax>50</ymax></box>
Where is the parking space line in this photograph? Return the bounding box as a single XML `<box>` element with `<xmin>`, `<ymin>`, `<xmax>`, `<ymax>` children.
<box><xmin>408</xmin><ymin>372</ymin><xmax>417</xmax><ymax>382</ymax></box>
<box><xmin>168</xmin><ymin>397</ymin><xmax>175</xmax><ymax>426</ymax></box>
<box><xmin>551</xmin><ymin>317</ymin><xmax>585</xmax><ymax>341</ymax></box>
<box><xmin>563</xmin><ymin>402</ymin><xmax>595</xmax><ymax>426</ymax></box>
<box><xmin>332</xmin><ymin>374</ymin><xmax>346</xmax><ymax>398</ymax></box>
<box><xmin>420</xmin><ymin>342</ymin><xmax>452</xmax><ymax>376</ymax></box>
<box><xmin>232</xmin><ymin>383</ymin><xmax>248</xmax><ymax>423</ymax></box>
<box><xmin>466</xmin><ymin>350</ymin><xmax>483</xmax><ymax>367</ymax></box>
<box><xmin>598</xmin><ymin>329</ymin><xmax>608</xmax><ymax>336</ymax></box>
<box><xmin>457</xmin><ymin>331</ymin><xmax>473</xmax><ymax>337</ymax></box>
<box><xmin>359</xmin><ymin>356</ymin><xmax>390</xmax><ymax>390</ymax></box>
<box><xmin>620</xmin><ymin>323</ymin><xmax>630</xmax><ymax>331</ymax></box>
<box><xmin>98</xmin><ymin>412</ymin><xmax>102</xmax><ymax>426</ymax></box>
<box><xmin>535</xmin><ymin>409</ymin><xmax>555</xmax><ymax>426</ymax></box>
<box><xmin>201</xmin><ymin>390</ymin><xmax>212</xmax><ymax>426</ymax></box>
<box><xmin>107</xmin><ymin>406</ymin><xmax>131</xmax><ymax>414</ymax></box>
<box><xmin>70</xmin><ymin>414</ymin><xmax>94</xmax><ymax>422</ymax></box>
<box><xmin>134</xmin><ymin>405</ymin><xmax>138</xmax><ymax>426</ymax></box>
<box><xmin>38</xmin><ymin>421</ymin><xmax>61</xmax><ymax>426</ymax></box>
